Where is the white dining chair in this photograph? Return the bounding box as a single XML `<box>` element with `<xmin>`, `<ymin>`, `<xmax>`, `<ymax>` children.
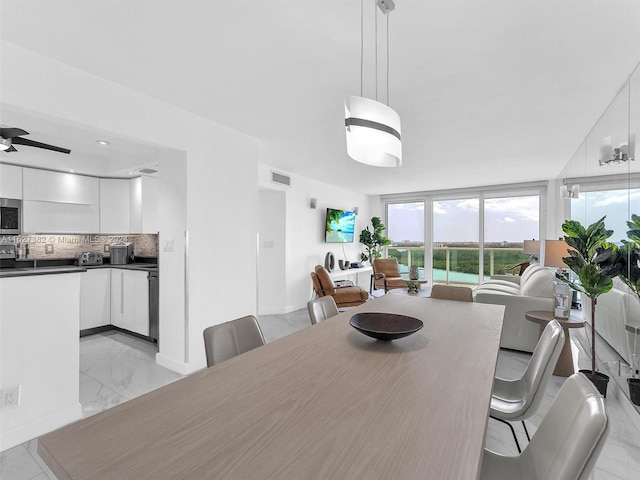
<box><xmin>490</xmin><ymin>318</ymin><xmax>564</xmax><ymax>452</ymax></box>
<box><xmin>481</xmin><ymin>372</ymin><xmax>609</xmax><ymax>480</ymax></box>
<box><xmin>203</xmin><ymin>315</ymin><xmax>265</xmax><ymax>367</ymax></box>
<box><xmin>307</xmin><ymin>296</ymin><xmax>339</xmax><ymax>325</ymax></box>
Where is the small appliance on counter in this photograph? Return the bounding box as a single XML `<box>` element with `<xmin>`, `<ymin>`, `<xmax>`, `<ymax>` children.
<box><xmin>110</xmin><ymin>242</ymin><xmax>134</xmax><ymax>265</ymax></box>
<box><xmin>0</xmin><ymin>241</ymin><xmax>16</xmax><ymax>260</ymax></box>
<box><xmin>75</xmin><ymin>251</ymin><xmax>104</xmax><ymax>266</ymax></box>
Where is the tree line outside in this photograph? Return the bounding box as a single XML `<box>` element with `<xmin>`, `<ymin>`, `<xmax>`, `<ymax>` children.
<box><xmin>388</xmin><ymin>243</ymin><xmax>530</xmax><ymax>278</ymax></box>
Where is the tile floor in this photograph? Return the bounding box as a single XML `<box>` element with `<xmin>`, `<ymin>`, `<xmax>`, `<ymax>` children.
<box><xmin>2</xmin><ymin>304</ymin><xmax>640</xmax><ymax>479</ymax></box>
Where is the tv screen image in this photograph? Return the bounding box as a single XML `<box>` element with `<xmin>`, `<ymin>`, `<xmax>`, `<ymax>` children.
<box><xmin>325</xmin><ymin>208</ymin><xmax>356</xmax><ymax>243</ymax></box>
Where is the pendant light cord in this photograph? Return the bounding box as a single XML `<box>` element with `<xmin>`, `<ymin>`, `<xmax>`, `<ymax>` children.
<box><xmin>375</xmin><ymin>1</ymin><xmax>378</xmax><ymax>101</ymax></box>
<box><xmin>386</xmin><ymin>13</ymin><xmax>390</xmax><ymax>106</ymax></box>
<box><xmin>360</xmin><ymin>0</ymin><xmax>363</xmax><ymax>97</ymax></box>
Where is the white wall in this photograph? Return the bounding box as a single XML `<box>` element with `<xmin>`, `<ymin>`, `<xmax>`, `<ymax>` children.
<box><xmin>1</xmin><ymin>41</ymin><xmax>259</xmax><ymax>374</ymax></box>
<box><xmin>258</xmin><ymin>164</ymin><xmax>371</xmax><ymax>313</ymax></box>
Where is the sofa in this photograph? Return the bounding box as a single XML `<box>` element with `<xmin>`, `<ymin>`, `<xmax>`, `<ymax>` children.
<box><xmin>582</xmin><ymin>277</ymin><xmax>640</xmax><ymax>368</ymax></box>
<box><xmin>474</xmin><ymin>263</ymin><xmax>555</xmax><ymax>353</ymax></box>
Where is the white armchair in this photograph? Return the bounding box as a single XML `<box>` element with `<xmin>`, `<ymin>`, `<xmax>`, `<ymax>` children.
<box><xmin>474</xmin><ymin>264</ymin><xmax>554</xmax><ymax>353</ymax></box>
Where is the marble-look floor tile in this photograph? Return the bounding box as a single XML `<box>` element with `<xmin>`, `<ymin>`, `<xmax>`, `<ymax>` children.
<box><xmin>79</xmin><ymin>372</ymin><xmax>127</xmax><ymax>417</ymax></box>
<box><xmin>258</xmin><ymin>310</ymin><xmax>311</xmax><ymax>343</ymax></box>
<box><xmin>24</xmin><ymin>439</ymin><xmax>56</xmax><ymax>480</ymax></box>
<box><xmin>0</xmin><ymin>444</ymin><xmax>43</xmax><ymax>480</ymax></box>
<box><xmin>80</xmin><ymin>333</ymin><xmax>181</xmax><ymax>400</ymax></box>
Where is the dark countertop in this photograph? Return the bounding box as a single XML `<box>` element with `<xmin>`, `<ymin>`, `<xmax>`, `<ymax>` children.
<box><xmin>0</xmin><ymin>259</ymin><xmax>158</xmax><ymax>278</ymax></box>
<box><xmin>0</xmin><ymin>265</ymin><xmax>88</xmax><ymax>278</ymax></box>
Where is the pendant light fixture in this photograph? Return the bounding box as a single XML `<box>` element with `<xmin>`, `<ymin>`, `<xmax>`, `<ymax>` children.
<box><xmin>345</xmin><ymin>0</ymin><xmax>402</xmax><ymax>168</ymax></box>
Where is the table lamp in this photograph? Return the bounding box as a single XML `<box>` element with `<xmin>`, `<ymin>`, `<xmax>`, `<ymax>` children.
<box><xmin>523</xmin><ymin>239</ymin><xmax>540</xmax><ymax>263</ymax></box>
<box><xmin>544</xmin><ymin>239</ymin><xmax>571</xmax><ymax>319</ymax></box>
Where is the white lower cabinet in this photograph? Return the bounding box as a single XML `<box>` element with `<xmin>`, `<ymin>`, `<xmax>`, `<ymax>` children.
<box><xmin>110</xmin><ymin>269</ymin><xmax>149</xmax><ymax>336</ymax></box>
<box><xmin>80</xmin><ymin>269</ymin><xmax>112</xmax><ymax>330</ymax></box>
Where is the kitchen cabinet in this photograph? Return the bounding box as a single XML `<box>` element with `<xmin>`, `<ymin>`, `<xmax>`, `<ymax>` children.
<box><xmin>80</xmin><ymin>269</ymin><xmax>111</xmax><ymax>330</ymax></box>
<box><xmin>23</xmin><ymin>168</ymin><xmax>99</xmax><ymax>204</ymax></box>
<box><xmin>130</xmin><ymin>176</ymin><xmax>158</xmax><ymax>233</ymax></box>
<box><xmin>0</xmin><ymin>164</ymin><xmax>23</xmax><ymax>199</ymax></box>
<box><xmin>111</xmin><ymin>269</ymin><xmax>149</xmax><ymax>336</ymax></box>
<box><xmin>100</xmin><ymin>179</ymin><xmax>131</xmax><ymax>233</ymax></box>
<box><xmin>23</xmin><ymin>201</ymin><xmax>99</xmax><ymax>233</ymax></box>
<box><xmin>22</xmin><ymin>168</ymin><xmax>99</xmax><ymax>233</ymax></box>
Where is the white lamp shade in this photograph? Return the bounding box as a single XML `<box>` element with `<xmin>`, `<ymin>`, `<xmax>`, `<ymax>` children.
<box><xmin>523</xmin><ymin>240</ymin><xmax>540</xmax><ymax>255</ymax></box>
<box><xmin>544</xmin><ymin>239</ymin><xmax>570</xmax><ymax>268</ymax></box>
<box><xmin>345</xmin><ymin>96</ymin><xmax>402</xmax><ymax>167</ymax></box>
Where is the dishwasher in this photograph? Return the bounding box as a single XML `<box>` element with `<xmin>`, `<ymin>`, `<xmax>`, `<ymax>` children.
<box><xmin>148</xmin><ymin>270</ymin><xmax>159</xmax><ymax>343</ymax></box>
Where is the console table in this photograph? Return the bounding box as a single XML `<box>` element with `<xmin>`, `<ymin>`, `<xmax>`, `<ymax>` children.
<box><xmin>329</xmin><ymin>265</ymin><xmax>373</xmax><ymax>286</ymax></box>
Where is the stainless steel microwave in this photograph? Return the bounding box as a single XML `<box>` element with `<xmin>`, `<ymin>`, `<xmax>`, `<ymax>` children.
<box><xmin>0</xmin><ymin>198</ymin><xmax>22</xmax><ymax>235</ymax></box>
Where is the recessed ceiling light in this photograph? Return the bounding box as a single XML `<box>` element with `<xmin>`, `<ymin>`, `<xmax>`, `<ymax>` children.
<box><xmin>128</xmin><ymin>171</ymin><xmax>135</xmax><ymax>175</ymax></box>
<box><xmin>96</xmin><ymin>140</ymin><xmax>110</xmax><ymax>146</ymax></box>
<box><xmin>69</xmin><ymin>169</ymin><xmax>75</xmax><ymax>173</ymax></box>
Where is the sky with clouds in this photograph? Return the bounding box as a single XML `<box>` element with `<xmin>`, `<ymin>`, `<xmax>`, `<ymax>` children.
<box><xmin>387</xmin><ymin>196</ymin><xmax>540</xmax><ymax>244</ymax></box>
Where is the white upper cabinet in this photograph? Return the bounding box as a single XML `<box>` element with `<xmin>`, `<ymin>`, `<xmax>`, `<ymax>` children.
<box><xmin>23</xmin><ymin>201</ymin><xmax>100</xmax><ymax>233</ymax></box>
<box><xmin>22</xmin><ymin>168</ymin><xmax>100</xmax><ymax>233</ymax></box>
<box><xmin>0</xmin><ymin>164</ymin><xmax>23</xmax><ymax>199</ymax></box>
<box><xmin>100</xmin><ymin>179</ymin><xmax>131</xmax><ymax>233</ymax></box>
<box><xmin>130</xmin><ymin>176</ymin><xmax>158</xmax><ymax>233</ymax></box>
<box><xmin>23</xmin><ymin>168</ymin><xmax>99</xmax><ymax>205</ymax></box>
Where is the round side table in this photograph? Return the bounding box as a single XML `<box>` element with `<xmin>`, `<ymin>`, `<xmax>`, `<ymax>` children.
<box><xmin>525</xmin><ymin>310</ymin><xmax>585</xmax><ymax>377</ymax></box>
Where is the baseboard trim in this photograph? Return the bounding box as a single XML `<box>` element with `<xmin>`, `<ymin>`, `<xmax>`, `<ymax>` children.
<box><xmin>0</xmin><ymin>403</ymin><xmax>82</xmax><ymax>452</ymax></box>
<box><xmin>155</xmin><ymin>353</ymin><xmax>191</xmax><ymax>375</ymax></box>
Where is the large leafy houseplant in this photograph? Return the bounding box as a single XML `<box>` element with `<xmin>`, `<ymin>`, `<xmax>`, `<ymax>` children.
<box><xmin>619</xmin><ymin>214</ymin><xmax>640</xmax><ymax>302</ymax></box>
<box><xmin>557</xmin><ymin>216</ymin><xmax>623</xmax><ymax>385</ymax></box>
<box><xmin>360</xmin><ymin>217</ymin><xmax>391</xmax><ymax>264</ymax></box>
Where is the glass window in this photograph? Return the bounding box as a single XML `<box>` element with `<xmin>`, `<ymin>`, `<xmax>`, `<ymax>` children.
<box><xmin>387</xmin><ymin>202</ymin><xmax>424</xmax><ymax>276</ymax></box>
<box><xmin>433</xmin><ymin>198</ymin><xmax>480</xmax><ymax>285</ymax></box>
<box><xmin>484</xmin><ymin>195</ymin><xmax>539</xmax><ymax>276</ymax></box>
<box><xmin>571</xmin><ymin>188</ymin><xmax>640</xmax><ymax>244</ymax></box>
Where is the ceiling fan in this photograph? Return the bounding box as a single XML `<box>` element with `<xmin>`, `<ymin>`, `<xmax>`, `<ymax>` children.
<box><xmin>0</xmin><ymin>127</ymin><xmax>71</xmax><ymax>154</ymax></box>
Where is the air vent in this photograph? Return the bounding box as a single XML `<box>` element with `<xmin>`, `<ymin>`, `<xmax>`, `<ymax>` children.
<box><xmin>272</xmin><ymin>171</ymin><xmax>291</xmax><ymax>186</ymax></box>
<box><xmin>138</xmin><ymin>168</ymin><xmax>158</xmax><ymax>174</ymax></box>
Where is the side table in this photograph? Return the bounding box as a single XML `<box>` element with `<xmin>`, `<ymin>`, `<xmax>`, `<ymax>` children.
<box><xmin>525</xmin><ymin>310</ymin><xmax>585</xmax><ymax>377</ymax></box>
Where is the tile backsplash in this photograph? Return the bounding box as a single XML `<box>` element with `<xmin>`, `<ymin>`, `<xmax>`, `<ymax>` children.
<box><xmin>3</xmin><ymin>233</ymin><xmax>158</xmax><ymax>260</ymax></box>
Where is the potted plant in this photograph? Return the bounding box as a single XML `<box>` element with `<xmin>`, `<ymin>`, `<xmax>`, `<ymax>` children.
<box><xmin>619</xmin><ymin>214</ymin><xmax>640</xmax><ymax>403</ymax></box>
<box><xmin>557</xmin><ymin>216</ymin><xmax>623</xmax><ymax>396</ymax></box>
<box><xmin>359</xmin><ymin>217</ymin><xmax>391</xmax><ymax>265</ymax></box>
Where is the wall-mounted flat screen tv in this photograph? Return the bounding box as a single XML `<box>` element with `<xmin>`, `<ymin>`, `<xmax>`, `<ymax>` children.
<box><xmin>325</xmin><ymin>208</ymin><xmax>356</xmax><ymax>243</ymax></box>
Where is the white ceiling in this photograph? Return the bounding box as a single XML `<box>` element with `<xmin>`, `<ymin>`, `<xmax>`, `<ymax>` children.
<box><xmin>1</xmin><ymin>0</ymin><xmax>639</xmax><ymax>194</ymax></box>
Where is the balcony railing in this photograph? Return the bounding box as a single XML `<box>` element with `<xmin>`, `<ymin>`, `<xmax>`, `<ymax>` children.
<box><xmin>387</xmin><ymin>245</ymin><xmax>528</xmax><ymax>286</ymax></box>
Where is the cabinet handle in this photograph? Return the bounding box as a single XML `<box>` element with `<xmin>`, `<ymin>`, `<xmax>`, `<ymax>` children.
<box><xmin>121</xmin><ymin>274</ymin><xmax>124</xmax><ymax>315</ymax></box>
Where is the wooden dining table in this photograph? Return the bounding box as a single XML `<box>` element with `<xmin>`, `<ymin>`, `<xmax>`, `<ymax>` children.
<box><xmin>38</xmin><ymin>294</ymin><xmax>505</xmax><ymax>480</ymax></box>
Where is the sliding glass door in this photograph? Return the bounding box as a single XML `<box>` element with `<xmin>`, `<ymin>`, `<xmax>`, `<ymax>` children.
<box><xmin>384</xmin><ymin>186</ymin><xmax>543</xmax><ymax>287</ymax></box>
<box><xmin>386</xmin><ymin>202</ymin><xmax>425</xmax><ymax>277</ymax></box>
<box><xmin>432</xmin><ymin>198</ymin><xmax>480</xmax><ymax>285</ymax></box>
<box><xmin>483</xmin><ymin>195</ymin><xmax>539</xmax><ymax>276</ymax></box>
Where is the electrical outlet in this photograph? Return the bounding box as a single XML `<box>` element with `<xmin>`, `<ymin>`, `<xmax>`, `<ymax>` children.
<box><xmin>1</xmin><ymin>385</ymin><xmax>21</xmax><ymax>409</ymax></box>
<box><xmin>45</xmin><ymin>244</ymin><xmax>54</xmax><ymax>254</ymax></box>
<box><xmin>163</xmin><ymin>239</ymin><xmax>174</xmax><ymax>252</ymax></box>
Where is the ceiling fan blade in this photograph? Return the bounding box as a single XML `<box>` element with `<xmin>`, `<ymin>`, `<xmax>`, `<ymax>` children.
<box><xmin>12</xmin><ymin>137</ymin><xmax>71</xmax><ymax>154</ymax></box>
<box><xmin>0</xmin><ymin>127</ymin><xmax>29</xmax><ymax>139</ymax></box>
<box><xmin>6</xmin><ymin>145</ymin><xmax>18</xmax><ymax>153</ymax></box>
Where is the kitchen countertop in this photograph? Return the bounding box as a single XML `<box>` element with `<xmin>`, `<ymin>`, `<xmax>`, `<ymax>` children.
<box><xmin>0</xmin><ymin>262</ymin><xmax>158</xmax><ymax>279</ymax></box>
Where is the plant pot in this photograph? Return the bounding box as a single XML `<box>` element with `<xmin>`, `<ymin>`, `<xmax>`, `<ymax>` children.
<box><xmin>628</xmin><ymin>378</ymin><xmax>640</xmax><ymax>406</ymax></box>
<box><xmin>579</xmin><ymin>370</ymin><xmax>609</xmax><ymax>397</ymax></box>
